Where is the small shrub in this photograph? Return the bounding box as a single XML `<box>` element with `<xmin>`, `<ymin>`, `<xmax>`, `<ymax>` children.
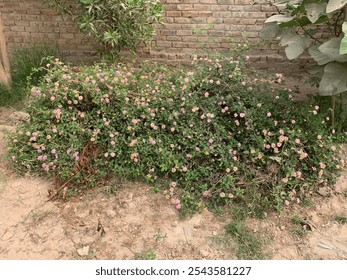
<box><xmin>43</xmin><ymin>0</ymin><xmax>163</xmax><ymax>59</ymax></box>
<box><xmin>7</xmin><ymin>52</ymin><xmax>345</xmax><ymax>215</ymax></box>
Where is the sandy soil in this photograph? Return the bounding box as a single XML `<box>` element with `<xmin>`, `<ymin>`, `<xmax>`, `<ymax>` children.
<box><xmin>0</xmin><ymin>107</ymin><xmax>346</xmax><ymax>260</ymax></box>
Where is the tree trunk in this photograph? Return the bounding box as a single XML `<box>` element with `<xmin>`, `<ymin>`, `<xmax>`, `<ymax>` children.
<box><xmin>0</xmin><ymin>11</ymin><xmax>11</xmax><ymax>89</ymax></box>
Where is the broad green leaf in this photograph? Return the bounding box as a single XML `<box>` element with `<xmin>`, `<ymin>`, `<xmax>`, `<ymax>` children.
<box><xmin>278</xmin><ymin>20</ymin><xmax>296</xmax><ymax>28</ymax></box>
<box><xmin>341</xmin><ymin>38</ymin><xmax>347</xmax><ymax>55</ymax></box>
<box><xmin>318</xmin><ymin>37</ymin><xmax>347</xmax><ymax>62</ymax></box>
<box><xmin>326</xmin><ymin>0</ymin><xmax>347</xmax><ymax>13</ymax></box>
<box><xmin>274</xmin><ymin>0</ymin><xmax>303</xmax><ymax>7</ymax></box>
<box><xmin>309</xmin><ymin>46</ymin><xmax>333</xmax><ymax>65</ymax></box>
<box><xmin>315</xmin><ymin>15</ymin><xmax>330</xmax><ymax>24</ymax></box>
<box><xmin>305</xmin><ymin>3</ymin><xmax>327</xmax><ymax>23</ymax></box>
<box><xmin>342</xmin><ymin>21</ymin><xmax>347</xmax><ymax>33</ymax></box>
<box><xmin>260</xmin><ymin>22</ymin><xmax>281</xmax><ymax>39</ymax></box>
<box><xmin>265</xmin><ymin>14</ymin><xmax>294</xmax><ymax>23</ymax></box>
<box><xmin>341</xmin><ymin>22</ymin><xmax>347</xmax><ymax>54</ymax></box>
<box><xmin>279</xmin><ymin>29</ymin><xmax>298</xmax><ymax>46</ymax></box>
<box><xmin>285</xmin><ymin>37</ymin><xmax>311</xmax><ymax>59</ymax></box>
<box><xmin>308</xmin><ymin>65</ymin><xmax>325</xmax><ymax>76</ymax></box>
<box><xmin>279</xmin><ymin>16</ymin><xmax>311</xmax><ymax>28</ymax></box>
<box><xmin>280</xmin><ymin>31</ymin><xmax>311</xmax><ymax>60</ymax></box>
<box><xmin>319</xmin><ymin>63</ymin><xmax>347</xmax><ymax>96</ymax></box>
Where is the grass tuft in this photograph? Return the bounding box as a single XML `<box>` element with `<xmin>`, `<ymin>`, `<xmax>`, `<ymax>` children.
<box><xmin>225</xmin><ymin>220</ymin><xmax>267</xmax><ymax>259</ymax></box>
<box><xmin>0</xmin><ymin>44</ymin><xmax>60</xmax><ymax>106</ymax></box>
<box><xmin>335</xmin><ymin>215</ymin><xmax>347</xmax><ymax>224</ymax></box>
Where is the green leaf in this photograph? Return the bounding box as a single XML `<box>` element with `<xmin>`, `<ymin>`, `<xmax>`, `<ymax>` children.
<box><xmin>103</xmin><ymin>30</ymin><xmax>121</xmax><ymax>47</ymax></box>
<box><xmin>269</xmin><ymin>156</ymin><xmax>282</xmax><ymax>163</ymax></box>
<box><xmin>265</xmin><ymin>14</ymin><xmax>294</xmax><ymax>23</ymax></box>
<box><xmin>279</xmin><ymin>29</ymin><xmax>298</xmax><ymax>46</ymax></box>
<box><xmin>309</xmin><ymin>46</ymin><xmax>332</xmax><ymax>65</ymax></box>
<box><xmin>286</xmin><ymin>37</ymin><xmax>310</xmax><ymax>60</ymax></box>
<box><xmin>280</xmin><ymin>30</ymin><xmax>311</xmax><ymax>60</ymax></box>
<box><xmin>305</xmin><ymin>3</ymin><xmax>327</xmax><ymax>23</ymax></box>
<box><xmin>340</xmin><ymin>22</ymin><xmax>347</xmax><ymax>55</ymax></box>
<box><xmin>274</xmin><ymin>0</ymin><xmax>303</xmax><ymax>7</ymax></box>
<box><xmin>318</xmin><ymin>37</ymin><xmax>347</xmax><ymax>62</ymax></box>
<box><xmin>79</xmin><ymin>0</ymin><xmax>93</xmax><ymax>4</ymax></box>
<box><xmin>159</xmin><ymin>163</ymin><xmax>168</xmax><ymax>171</ymax></box>
<box><xmin>326</xmin><ymin>0</ymin><xmax>347</xmax><ymax>14</ymax></box>
<box><xmin>260</xmin><ymin>22</ymin><xmax>281</xmax><ymax>39</ymax></box>
<box><xmin>308</xmin><ymin>65</ymin><xmax>325</xmax><ymax>76</ymax></box>
<box><xmin>319</xmin><ymin>63</ymin><xmax>347</xmax><ymax>96</ymax></box>
<box><xmin>315</xmin><ymin>15</ymin><xmax>330</xmax><ymax>24</ymax></box>
<box><xmin>279</xmin><ymin>16</ymin><xmax>311</xmax><ymax>28</ymax></box>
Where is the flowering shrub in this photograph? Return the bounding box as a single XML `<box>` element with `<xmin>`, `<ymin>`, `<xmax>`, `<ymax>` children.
<box><xmin>7</xmin><ymin>54</ymin><xmax>345</xmax><ymax>215</ymax></box>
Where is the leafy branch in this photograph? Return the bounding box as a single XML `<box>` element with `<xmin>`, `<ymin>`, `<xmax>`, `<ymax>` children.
<box><xmin>42</xmin><ymin>0</ymin><xmax>164</xmax><ymax>60</ymax></box>
<box><xmin>261</xmin><ymin>0</ymin><xmax>347</xmax><ymax>98</ymax></box>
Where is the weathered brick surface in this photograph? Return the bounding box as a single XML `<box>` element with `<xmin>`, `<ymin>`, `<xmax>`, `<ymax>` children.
<box><xmin>0</xmin><ymin>0</ymin><xmax>98</xmax><ymax>64</ymax></box>
<box><xmin>0</xmin><ymin>0</ymin><xmax>310</xmax><ymax>73</ymax></box>
<box><xmin>141</xmin><ymin>0</ymin><xmax>285</xmax><ymax>66</ymax></box>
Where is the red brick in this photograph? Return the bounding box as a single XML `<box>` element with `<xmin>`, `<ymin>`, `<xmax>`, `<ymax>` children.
<box><xmin>207</xmin><ymin>18</ymin><xmax>223</xmax><ymax>24</ymax></box>
<box><xmin>217</xmin><ymin>0</ymin><xmax>234</xmax><ymax>3</ymax></box>
<box><xmin>193</xmin><ymin>5</ymin><xmax>210</xmax><ymax>10</ymax></box>
<box><xmin>174</xmin><ymin>17</ymin><xmax>192</xmax><ymax>23</ymax></box>
<box><xmin>177</xmin><ymin>4</ymin><xmax>194</xmax><ymax>10</ymax></box>
<box><xmin>166</xmin><ymin>11</ymin><xmax>181</xmax><ymax>17</ymax></box>
<box><xmin>199</xmin><ymin>0</ymin><xmax>217</xmax><ymax>3</ymax></box>
<box><xmin>156</xmin><ymin>41</ymin><xmax>173</xmax><ymax>47</ymax></box>
<box><xmin>166</xmin><ymin>36</ymin><xmax>182</xmax><ymax>41</ymax></box>
<box><xmin>182</xmin><ymin>11</ymin><xmax>213</xmax><ymax>17</ymax></box>
<box><xmin>176</xmin><ymin>30</ymin><xmax>193</xmax><ymax>36</ymax></box>
<box><xmin>1</xmin><ymin>0</ymin><xmax>311</xmax><ymax>71</ymax></box>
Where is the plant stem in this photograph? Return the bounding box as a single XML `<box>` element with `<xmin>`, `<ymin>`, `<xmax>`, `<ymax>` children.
<box><xmin>297</xmin><ymin>21</ymin><xmax>322</xmax><ymax>44</ymax></box>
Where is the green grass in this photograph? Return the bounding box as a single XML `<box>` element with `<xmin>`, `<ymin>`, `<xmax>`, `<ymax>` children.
<box><xmin>0</xmin><ymin>44</ymin><xmax>60</xmax><ymax>107</ymax></box>
<box><xmin>10</xmin><ymin>44</ymin><xmax>60</xmax><ymax>86</ymax></box>
<box><xmin>0</xmin><ymin>84</ymin><xmax>20</xmax><ymax>107</ymax></box>
<box><xmin>213</xmin><ymin>203</ymin><xmax>271</xmax><ymax>260</ymax></box>
<box><xmin>290</xmin><ymin>227</ymin><xmax>307</xmax><ymax>238</ymax></box>
<box><xmin>289</xmin><ymin>215</ymin><xmax>309</xmax><ymax>238</ymax></box>
<box><xmin>225</xmin><ymin>219</ymin><xmax>268</xmax><ymax>260</ymax></box>
<box><xmin>0</xmin><ymin>170</ymin><xmax>7</xmax><ymax>195</ymax></box>
<box><xmin>290</xmin><ymin>215</ymin><xmax>304</xmax><ymax>225</ymax></box>
<box><xmin>134</xmin><ymin>250</ymin><xmax>156</xmax><ymax>260</ymax></box>
<box><xmin>104</xmin><ymin>184</ymin><xmax>117</xmax><ymax>195</ymax></box>
<box><xmin>313</xmin><ymin>94</ymin><xmax>347</xmax><ymax>133</ymax></box>
<box><xmin>335</xmin><ymin>215</ymin><xmax>347</xmax><ymax>224</ymax></box>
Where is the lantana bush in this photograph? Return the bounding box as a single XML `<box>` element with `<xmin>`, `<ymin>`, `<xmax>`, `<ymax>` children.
<box><xmin>7</xmin><ymin>52</ymin><xmax>345</xmax><ymax>216</ymax></box>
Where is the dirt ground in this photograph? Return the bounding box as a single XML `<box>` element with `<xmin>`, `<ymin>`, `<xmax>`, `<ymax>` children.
<box><xmin>0</xmin><ymin>107</ymin><xmax>346</xmax><ymax>260</ymax></box>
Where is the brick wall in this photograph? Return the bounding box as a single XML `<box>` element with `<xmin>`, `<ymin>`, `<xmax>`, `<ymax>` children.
<box><xmin>0</xmin><ymin>0</ymin><xmax>98</xmax><ymax>64</ymax></box>
<box><xmin>143</xmin><ymin>0</ymin><xmax>275</xmax><ymax>64</ymax></box>
<box><xmin>0</xmin><ymin>0</ymin><xmax>311</xmax><ymax>73</ymax></box>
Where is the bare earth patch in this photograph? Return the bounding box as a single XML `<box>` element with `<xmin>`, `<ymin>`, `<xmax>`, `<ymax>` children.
<box><xmin>246</xmin><ymin>191</ymin><xmax>347</xmax><ymax>260</ymax></box>
<box><xmin>0</xmin><ymin>107</ymin><xmax>346</xmax><ymax>260</ymax></box>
